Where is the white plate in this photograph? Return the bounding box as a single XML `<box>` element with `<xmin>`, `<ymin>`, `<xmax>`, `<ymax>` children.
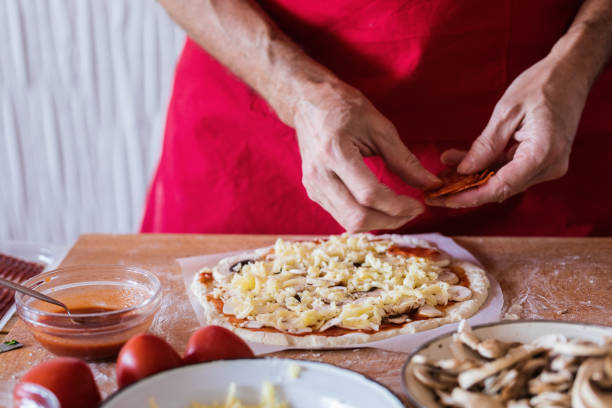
<box><xmin>0</xmin><ymin>240</ymin><xmax>69</xmax><ymax>330</ymax></box>
<box><xmin>401</xmin><ymin>320</ymin><xmax>612</xmax><ymax>408</ymax></box>
<box><xmin>102</xmin><ymin>358</ymin><xmax>404</xmax><ymax>408</ymax></box>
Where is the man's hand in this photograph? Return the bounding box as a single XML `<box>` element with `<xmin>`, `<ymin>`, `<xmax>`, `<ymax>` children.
<box><xmin>427</xmin><ymin>56</ymin><xmax>585</xmax><ymax>208</ymax></box>
<box><xmin>295</xmin><ymin>83</ymin><xmax>440</xmax><ymax>232</ymax></box>
<box><xmin>158</xmin><ymin>0</ymin><xmax>438</xmax><ymax>232</ymax></box>
<box><xmin>428</xmin><ymin>3</ymin><xmax>612</xmax><ymax>209</ymax></box>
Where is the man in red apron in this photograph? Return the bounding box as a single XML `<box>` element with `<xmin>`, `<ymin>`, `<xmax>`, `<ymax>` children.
<box><xmin>142</xmin><ymin>0</ymin><xmax>612</xmax><ymax>236</ymax></box>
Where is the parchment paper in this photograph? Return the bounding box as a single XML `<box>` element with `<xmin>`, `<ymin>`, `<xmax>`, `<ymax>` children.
<box><xmin>179</xmin><ymin>234</ymin><xmax>503</xmax><ymax>354</ymax></box>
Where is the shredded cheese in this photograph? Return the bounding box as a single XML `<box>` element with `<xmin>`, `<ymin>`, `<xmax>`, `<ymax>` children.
<box><xmin>288</xmin><ymin>363</ymin><xmax>301</xmax><ymax>379</ymax></box>
<box><xmin>212</xmin><ymin>233</ymin><xmax>449</xmax><ymax>333</ymax></box>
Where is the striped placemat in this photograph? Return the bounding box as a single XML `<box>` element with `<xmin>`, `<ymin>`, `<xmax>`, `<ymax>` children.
<box><xmin>0</xmin><ymin>254</ymin><xmax>45</xmax><ymax>321</ymax></box>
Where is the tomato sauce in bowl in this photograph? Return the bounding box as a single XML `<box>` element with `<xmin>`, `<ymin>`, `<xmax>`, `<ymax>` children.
<box><xmin>15</xmin><ymin>265</ymin><xmax>161</xmax><ymax>361</ymax></box>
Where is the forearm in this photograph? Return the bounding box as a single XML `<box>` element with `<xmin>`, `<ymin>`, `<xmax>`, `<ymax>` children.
<box><xmin>158</xmin><ymin>0</ymin><xmax>344</xmax><ymax>126</ymax></box>
<box><xmin>549</xmin><ymin>0</ymin><xmax>612</xmax><ymax>93</ymax></box>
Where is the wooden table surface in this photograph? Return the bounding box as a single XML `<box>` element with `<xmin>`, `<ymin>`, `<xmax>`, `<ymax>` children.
<box><xmin>1</xmin><ymin>235</ymin><xmax>611</xmax><ymax>407</ymax></box>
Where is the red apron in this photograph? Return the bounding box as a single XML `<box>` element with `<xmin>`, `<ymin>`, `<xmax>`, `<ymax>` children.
<box><xmin>142</xmin><ymin>0</ymin><xmax>612</xmax><ymax>236</ymax></box>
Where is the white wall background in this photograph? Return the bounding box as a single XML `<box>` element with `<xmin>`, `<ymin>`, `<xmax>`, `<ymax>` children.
<box><xmin>0</xmin><ymin>0</ymin><xmax>185</xmax><ymax>244</ymax></box>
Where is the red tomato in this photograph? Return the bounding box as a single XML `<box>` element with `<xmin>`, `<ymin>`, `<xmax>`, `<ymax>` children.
<box><xmin>116</xmin><ymin>333</ymin><xmax>182</xmax><ymax>388</ymax></box>
<box><xmin>183</xmin><ymin>325</ymin><xmax>254</xmax><ymax>365</ymax></box>
<box><xmin>13</xmin><ymin>357</ymin><xmax>101</xmax><ymax>408</ymax></box>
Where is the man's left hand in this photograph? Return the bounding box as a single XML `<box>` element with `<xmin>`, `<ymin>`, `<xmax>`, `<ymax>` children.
<box><xmin>427</xmin><ymin>53</ymin><xmax>591</xmax><ymax>208</ymax></box>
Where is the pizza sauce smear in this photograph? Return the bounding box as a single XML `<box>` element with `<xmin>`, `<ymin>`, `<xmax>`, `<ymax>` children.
<box><xmin>387</xmin><ymin>245</ymin><xmax>441</xmax><ymax>260</ymax></box>
<box><xmin>208</xmin><ymin>245</ymin><xmax>471</xmax><ymax>337</ymax></box>
<box><xmin>451</xmin><ymin>265</ymin><xmax>470</xmax><ymax>288</ymax></box>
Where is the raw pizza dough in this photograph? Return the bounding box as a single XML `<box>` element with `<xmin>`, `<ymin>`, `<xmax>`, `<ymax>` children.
<box><xmin>191</xmin><ymin>234</ymin><xmax>489</xmax><ymax>348</ymax></box>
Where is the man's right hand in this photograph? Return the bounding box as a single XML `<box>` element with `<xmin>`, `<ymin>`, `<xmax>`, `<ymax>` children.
<box><xmin>293</xmin><ymin>82</ymin><xmax>440</xmax><ymax>232</ymax></box>
<box><xmin>159</xmin><ymin>0</ymin><xmax>439</xmax><ymax>232</ymax></box>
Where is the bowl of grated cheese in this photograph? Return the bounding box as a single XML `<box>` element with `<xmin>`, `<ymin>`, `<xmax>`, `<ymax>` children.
<box><xmin>101</xmin><ymin>358</ymin><xmax>404</xmax><ymax>408</ymax></box>
<box><xmin>151</xmin><ymin>381</ymin><xmax>287</xmax><ymax>408</ymax></box>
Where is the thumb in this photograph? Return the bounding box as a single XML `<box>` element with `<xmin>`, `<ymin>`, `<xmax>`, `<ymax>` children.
<box><xmin>458</xmin><ymin>104</ymin><xmax>523</xmax><ymax>174</ymax></box>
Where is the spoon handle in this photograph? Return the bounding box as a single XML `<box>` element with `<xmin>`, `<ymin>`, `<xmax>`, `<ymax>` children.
<box><xmin>0</xmin><ymin>276</ymin><xmax>69</xmax><ymax>311</ymax></box>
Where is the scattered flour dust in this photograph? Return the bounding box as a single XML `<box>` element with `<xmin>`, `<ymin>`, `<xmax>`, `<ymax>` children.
<box><xmin>503</xmin><ymin>263</ymin><xmax>610</xmax><ymax>324</ymax></box>
<box><xmin>150</xmin><ymin>288</ymin><xmax>200</xmax><ymax>349</ymax></box>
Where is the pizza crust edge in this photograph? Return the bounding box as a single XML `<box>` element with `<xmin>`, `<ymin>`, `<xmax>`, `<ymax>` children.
<box><xmin>191</xmin><ymin>242</ymin><xmax>489</xmax><ymax>348</ymax></box>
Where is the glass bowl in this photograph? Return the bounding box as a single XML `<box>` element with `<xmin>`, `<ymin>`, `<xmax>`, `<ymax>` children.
<box><xmin>15</xmin><ymin>265</ymin><xmax>161</xmax><ymax>361</ymax></box>
<box><xmin>13</xmin><ymin>383</ymin><xmax>60</xmax><ymax>408</ymax></box>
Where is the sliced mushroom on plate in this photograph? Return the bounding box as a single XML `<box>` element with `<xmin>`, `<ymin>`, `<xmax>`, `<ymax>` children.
<box><xmin>456</xmin><ymin>320</ymin><xmax>516</xmax><ymax>359</ymax></box>
<box><xmin>549</xmin><ymin>354</ymin><xmax>579</xmax><ymax>373</ymax></box>
<box><xmin>458</xmin><ymin>345</ymin><xmax>545</xmax><ymax>389</ymax></box>
<box><xmin>412</xmin><ymin>364</ymin><xmax>458</xmax><ymax>390</ymax></box>
<box><xmin>418</xmin><ymin>305</ymin><xmax>444</xmax><ymax>318</ymax></box>
<box><xmin>483</xmin><ymin>369</ymin><xmax>517</xmax><ymax>395</ymax></box>
<box><xmin>384</xmin><ymin>314</ymin><xmax>411</xmax><ymax>325</ymax></box>
<box><xmin>318</xmin><ymin>317</ymin><xmax>341</xmax><ymax>332</ymax></box>
<box><xmin>384</xmin><ymin>298</ymin><xmax>418</xmax><ymax>315</ymax></box>
<box><xmin>449</xmin><ymin>335</ymin><xmax>488</xmax><ymax>365</ymax></box>
<box><xmin>551</xmin><ymin>341</ymin><xmax>612</xmax><ymax>357</ymax></box>
<box><xmin>457</xmin><ymin>319</ymin><xmax>481</xmax><ymax>350</ymax></box>
<box><xmin>450</xmin><ymin>387</ymin><xmax>504</xmax><ymax>408</ymax></box>
<box><xmin>521</xmin><ymin>357</ymin><xmax>547</xmax><ymax>375</ymax></box>
<box><xmin>408</xmin><ymin>320</ymin><xmax>612</xmax><ymax>408</ymax></box>
<box><xmin>506</xmin><ymin>399</ymin><xmax>530</xmax><ymax>408</ymax></box>
<box><xmin>528</xmin><ymin>374</ymin><xmax>571</xmax><ymax>394</ymax></box>
<box><xmin>538</xmin><ymin>369</ymin><xmax>573</xmax><ymax>384</ymax></box>
<box><xmin>434</xmin><ymin>389</ymin><xmax>458</xmax><ymax>406</ymax></box>
<box><xmin>448</xmin><ymin>285</ymin><xmax>472</xmax><ymax>302</ymax></box>
<box><xmin>435</xmin><ymin>358</ymin><xmax>478</xmax><ymax>374</ymax></box>
<box><xmin>529</xmin><ymin>391</ymin><xmax>571</xmax><ymax>407</ymax></box>
<box><xmin>572</xmin><ymin>357</ymin><xmax>612</xmax><ymax>408</ymax></box>
<box><xmin>591</xmin><ymin>355</ymin><xmax>612</xmax><ymax>390</ymax></box>
<box><xmin>477</xmin><ymin>338</ymin><xmax>516</xmax><ymax>360</ymax></box>
<box><xmin>438</xmin><ymin>270</ymin><xmax>459</xmax><ymax>284</ymax></box>
<box><xmin>498</xmin><ymin>369</ymin><xmax>527</xmax><ymax>402</ymax></box>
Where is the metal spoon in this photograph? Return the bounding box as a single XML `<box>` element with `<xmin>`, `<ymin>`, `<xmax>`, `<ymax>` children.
<box><xmin>0</xmin><ymin>276</ymin><xmax>82</xmax><ymax>324</ymax></box>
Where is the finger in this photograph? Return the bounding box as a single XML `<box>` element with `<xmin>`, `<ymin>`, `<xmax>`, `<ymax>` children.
<box><xmin>333</xmin><ymin>144</ymin><xmax>425</xmax><ymax>218</ymax></box>
<box><xmin>458</xmin><ymin>103</ymin><xmax>524</xmax><ymax>174</ymax></box>
<box><xmin>317</xmin><ymin>171</ymin><xmax>417</xmax><ymax>232</ymax></box>
<box><xmin>371</xmin><ymin>128</ymin><xmax>440</xmax><ymax>189</ymax></box>
<box><xmin>430</xmin><ymin>142</ymin><xmax>541</xmax><ymax>208</ymax></box>
<box><xmin>440</xmin><ymin>149</ymin><xmax>467</xmax><ymax>166</ymax></box>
